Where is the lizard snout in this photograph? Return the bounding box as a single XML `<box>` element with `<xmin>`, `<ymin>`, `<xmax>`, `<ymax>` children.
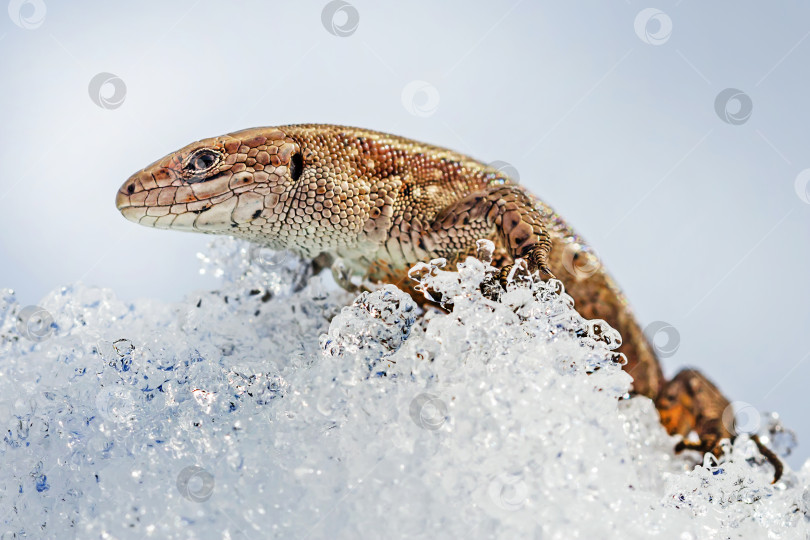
<box><xmin>115</xmin><ymin>167</ymin><xmax>189</xmax><ymax>228</ymax></box>
<box><xmin>116</xmin><ymin>170</ymin><xmax>151</xmax><ymax>223</ymax></box>
<box><xmin>115</xmin><ymin>174</ymin><xmax>139</xmax><ymax>210</ymax></box>
<box><xmin>115</xmin><ymin>188</ymin><xmax>130</xmax><ymax>210</ymax></box>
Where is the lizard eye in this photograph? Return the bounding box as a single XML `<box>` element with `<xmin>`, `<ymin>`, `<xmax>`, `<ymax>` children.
<box><xmin>185</xmin><ymin>149</ymin><xmax>220</xmax><ymax>174</ymax></box>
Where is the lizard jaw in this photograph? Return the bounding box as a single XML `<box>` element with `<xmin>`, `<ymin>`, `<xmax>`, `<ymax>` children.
<box><xmin>115</xmin><ymin>170</ymin><xmax>245</xmax><ymax>233</ymax></box>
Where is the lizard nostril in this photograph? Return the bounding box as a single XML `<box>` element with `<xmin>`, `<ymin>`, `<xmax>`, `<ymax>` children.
<box><xmin>126</xmin><ymin>183</ymin><xmax>135</xmax><ymax>194</ymax></box>
<box><xmin>115</xmin><ymin>189</ymin><xmax>130</xmax><ymax>210</ymax></box>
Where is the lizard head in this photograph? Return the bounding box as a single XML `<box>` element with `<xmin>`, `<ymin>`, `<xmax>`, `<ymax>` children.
<box><xmin>118</xmin><ymin>124</ymin><xmax>405</xmax><ymax>258</ymax></box>
<box><xmin>116</xmin><ymin>127</ymin><xmax>307</xmax><ymax>250</ymax></box>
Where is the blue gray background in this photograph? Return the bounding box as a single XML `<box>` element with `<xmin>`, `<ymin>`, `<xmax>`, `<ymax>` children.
<box><xmin>1</xmin><ymin>1</ymin><xmax>808</xmax><ymax>467</ymax></box>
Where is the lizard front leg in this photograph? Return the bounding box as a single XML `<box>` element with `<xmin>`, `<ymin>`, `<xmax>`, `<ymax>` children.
<box><xmin>424</xmin><ymin>185</ymin><xmax>555</xmax><ymax>285</ymax></box>
<box><xmin>656</xmin><ymin>369</ymin><xmax>731</xmax><ymax>456</ymax></box>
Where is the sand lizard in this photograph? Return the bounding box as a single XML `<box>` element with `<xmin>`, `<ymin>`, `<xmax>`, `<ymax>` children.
<box><xmin>115</xmin><ymin>124</ymin><xmax>782</xmax><ymax>481</ymax></box>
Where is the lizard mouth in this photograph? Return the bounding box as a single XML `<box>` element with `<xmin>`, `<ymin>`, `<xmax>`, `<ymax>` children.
<box><xmin>115</xmin><ymin>171</ymin><xmax>180</xmax><ymax>229</ymax></box>
<box><xmin>116</xmin><ymin>170</ymin><xmax>259</xmax><ymax>232</ymax></box>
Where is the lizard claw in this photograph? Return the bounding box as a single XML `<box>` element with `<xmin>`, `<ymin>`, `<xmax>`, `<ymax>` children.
<box><xmin>752</xmin><ymin>434</ymin><xmax>784</xmax><ymax>484</ymax></box>
<box><xmin>498</xmin><ymin>264</ymin><xmax>515</xmax><ymax>289</ymax></box>
<box><xmin>497</xmin><ymin>257</ymin><xmax>554</xmax><ymax>290</ymax></box>
<box><xmin>479</xmin><ymin>260</ymin><xmax>534</xmax><ymax>301</ymax></box>
<box><xmin>673</xmin><ymin>434</ymin><xmax>783</xmax><ymax>484</ymax></box>
<box><xmin>498</xmin><ymin>261</ymin><xmax>529</xmax><ymax>290</ymax></box>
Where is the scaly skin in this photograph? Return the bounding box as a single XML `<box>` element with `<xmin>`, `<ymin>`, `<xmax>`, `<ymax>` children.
<box><xmin>115</xmin><ymin>124</ymin><xmax>781</xmax><ymax>481</ymax></box>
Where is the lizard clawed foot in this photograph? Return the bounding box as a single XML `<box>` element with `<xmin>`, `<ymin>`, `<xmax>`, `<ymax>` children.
<box><xmin>496</xmin><ymin>257</ymin><xmax>555</xmax><ymax>290</ymax></box>
<box><xmin>673</xmin><ymin>434</ymin><xmax>784</xmax><ymax>484</ymax></box>
<box><xmin>751</xmin><ymin>434</ymin><xmax>784</xmax><ymax>484</ymax></box>
<box><xmin>477</xmin><ymin>260</ymin><xmax>530</xmax><ymax>301</ymax></box>
<box><xmin>498</xmin><ymin>260</ymin><xmax>531</xmax><ymax>289</ymax></box>
<box><xmin>673</xmin><ymin>437</ymin><xmax>721</xmax><ymax>455</ymax></box>
<box><xmin>494</xmin><ymin>243</ymin><xmax>557</xmax><ymax>291</ymax></box>
<box><xmin>658</xmin><ymin>369</ymin><xmax>784</xmax><ymax>484</ymax></box>
<box><xmin>479</xmin><ymin>253</ymin><xmax>556</xmax><ymax>302</ymax></box>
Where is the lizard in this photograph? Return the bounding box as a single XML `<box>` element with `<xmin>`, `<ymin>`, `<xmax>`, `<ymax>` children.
<box><xmin>115</xmin><ymin>124</ymin><xmax>782</xmax><ymax>481</ymax></box>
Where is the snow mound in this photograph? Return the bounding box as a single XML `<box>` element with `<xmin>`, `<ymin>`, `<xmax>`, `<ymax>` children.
<box><xmin>1</xmin><ymin>238</ymin><xmax>808</xmax><ymax>539</ymax></box>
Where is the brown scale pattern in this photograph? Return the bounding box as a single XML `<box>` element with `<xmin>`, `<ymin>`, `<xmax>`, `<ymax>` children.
<box><xmin>116</xmin><ymin>124</ymin><xmax>781</xmax><ymax>481</ymax></box>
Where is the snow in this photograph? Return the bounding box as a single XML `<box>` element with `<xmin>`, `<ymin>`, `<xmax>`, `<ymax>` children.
<box><xmin>1</xmin><ymin>238</ymin><xmax>808</xmax><ymax>539</ymax></box>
